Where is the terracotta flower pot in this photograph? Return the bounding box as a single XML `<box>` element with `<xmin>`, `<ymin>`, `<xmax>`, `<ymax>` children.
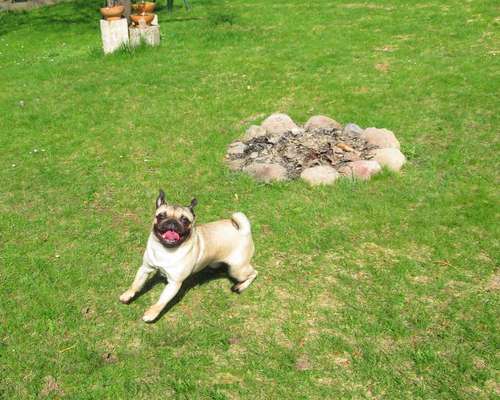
<box><xmin>133</xmin><ymin>2</ymin><xmax>156</xmax><ymax>13</ymax></box>
<box><xmin>100</xmin><ymin>5</ymin><xmax>125</xmax><ymax>21</ymax></box>
<box><xmin>130</xmin><ymin>13</ymin><xmax>155</xmax><ymax>25</ymax></box>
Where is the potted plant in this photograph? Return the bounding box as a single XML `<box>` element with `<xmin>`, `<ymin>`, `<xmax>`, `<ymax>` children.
<box><xmin>130</xmin><ymin>0</ymin><xmax>156</xmax><ymax>25</ymax></box>
<box><xmin>100</xmin><ymin>0</ymin><xmax>125</xmax><ymax>21</ymax></box>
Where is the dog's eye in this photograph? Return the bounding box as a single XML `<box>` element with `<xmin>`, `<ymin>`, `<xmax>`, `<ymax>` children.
<box><xmin>156</xmin><ymin>214</ymin><xmax>165</xmax><ymax>221</ymax></box>
<box><xmin>180</xmin><ymin>216</ymin><xmax>190</xmax><ymax>225</ymax></box>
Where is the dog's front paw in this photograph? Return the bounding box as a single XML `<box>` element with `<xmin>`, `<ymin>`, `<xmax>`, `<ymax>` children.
<box><xmin>119</xmin><ymin>289</ymin><xmax>136</xmax><ymax>304</ymax></box>
<box><xmin>142</xmin><ymin>305</ymin><xmax>161</xmax><ymax>323</ymax></box>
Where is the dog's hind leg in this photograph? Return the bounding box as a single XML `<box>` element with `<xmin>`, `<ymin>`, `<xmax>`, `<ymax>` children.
<box><xmin>228</xmin><ymin>263</ymin><xmax>258</xmax><ymax>293</ymax></box>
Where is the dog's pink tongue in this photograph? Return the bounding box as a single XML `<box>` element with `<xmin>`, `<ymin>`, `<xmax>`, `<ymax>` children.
<box><xmin>162</xmin><ymin>230</ymin><xmax>180</xmax><ymax>241</ymax></box>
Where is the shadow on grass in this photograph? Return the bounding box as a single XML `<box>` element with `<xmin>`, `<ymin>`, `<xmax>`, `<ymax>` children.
<box><xmin>131</xmin><ymin>263</ymin><xmax>237</xmax><ymax>322</ymax></box>
<box><xmin>159</xmin><ymin>15</ymin><xmax>204</xmax><ymax>23</ymax></box>
<box><xmin>0</xmin><ymin>0</ymin><xmax>206</xmax><ymax>36</ymax></box>
<box><xmin>0</xmin><ymin>0</ymin><xmax>101</xmax><ymax>36</ymax></box>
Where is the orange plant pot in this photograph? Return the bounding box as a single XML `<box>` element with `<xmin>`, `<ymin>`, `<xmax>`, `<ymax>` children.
<box><xmin>133</xmin><ymin>2</ymin><xmax>156</xmax><ymax>13</ymax></box>
<box><xmin>100</xmin><ymin>5</ymin><xmax>125</xmax><ymax>21</ymax></box>
<box><xmin>130</xmin><ymin>13</ymin><xmax>155</xmax><ymax>25</ymax></box>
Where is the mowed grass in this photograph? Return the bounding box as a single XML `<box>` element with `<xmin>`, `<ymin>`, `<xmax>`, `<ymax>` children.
<box><xmin>0</xmin><ymin>0</ymin><xmax>499</xmax><ymax>398</ymax></box>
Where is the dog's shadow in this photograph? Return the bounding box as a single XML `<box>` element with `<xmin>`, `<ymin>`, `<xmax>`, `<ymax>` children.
<box><xmin>131</xmin><ymin>264</ymin><xmax>237</xmax><ymax>322</ymax></box>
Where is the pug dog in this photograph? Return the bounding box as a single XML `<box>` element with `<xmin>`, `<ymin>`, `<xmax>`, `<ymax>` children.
<box><xmin>119</xmin><ymin>190</ymin><xmax>258</xmax><ymax>322</ymax></box>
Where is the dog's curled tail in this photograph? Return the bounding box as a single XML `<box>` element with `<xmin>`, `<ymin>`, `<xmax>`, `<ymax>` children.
<box><xmin>231</xmin><ymin>212</ymin><xmax>252</xmax><ymax>235</ymax></box>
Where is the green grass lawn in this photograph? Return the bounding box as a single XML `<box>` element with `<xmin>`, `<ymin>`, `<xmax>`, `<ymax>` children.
<box><xmin>1</xmin><ymin>0</ymin><xmax>499</xmax><ymax>398</ymax></box>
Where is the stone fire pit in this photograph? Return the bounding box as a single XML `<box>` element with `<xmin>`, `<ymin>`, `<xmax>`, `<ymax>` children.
<box><xmin>225</xmin><ymin>113</ymin><xmax>406</xmax><ymax>185</ymax></box>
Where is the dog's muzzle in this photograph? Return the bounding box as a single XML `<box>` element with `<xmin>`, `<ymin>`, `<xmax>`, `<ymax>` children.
<box><xmin>155</xmin><ymin>219</ymin><xmax>188</xmax><ymax>247</ymax></box>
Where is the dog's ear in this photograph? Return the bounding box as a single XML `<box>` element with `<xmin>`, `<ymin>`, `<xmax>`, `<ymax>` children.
<box><xmin>189</xmin><ymin>198</ymin><xmax>198</xmax><ymax>213</ymax></box>
<box><xmin>156</xmin><ymin>189</ymin><xmax>166</xmax><ymax>209</ymax></box>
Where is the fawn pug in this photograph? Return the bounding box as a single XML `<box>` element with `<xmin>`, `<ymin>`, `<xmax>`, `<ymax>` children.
<box><xmin>119</xmin><ymin>190</ymin><xmax>258</xmax><ymax>322</ymax></box>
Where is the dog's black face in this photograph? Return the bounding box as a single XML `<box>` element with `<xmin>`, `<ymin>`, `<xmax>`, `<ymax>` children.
<box><xmin>153</xmin><ymin>190</ymin><xmax>197</xmax><ymax>248</ymax></box>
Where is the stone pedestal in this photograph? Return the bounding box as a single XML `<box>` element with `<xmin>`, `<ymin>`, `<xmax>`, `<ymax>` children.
<box><xmin>129</xmin><ymin>24</ymin><xmax>160</xmax><ymax>48</ymax></box>
<box><xmin>100</xmin><ymin>19</ymin><xmax>129</xmax><ymax>54</ymax></box>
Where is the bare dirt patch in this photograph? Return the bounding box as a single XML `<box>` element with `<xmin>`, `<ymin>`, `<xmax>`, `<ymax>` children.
<box><xmin>40</xmin><ymin>376</ymin><xmax>64</xmax><ymax>398</ymax></box>
<box><xmin>295</xmin><ymin>354</ymin><xmax>312</xmax><ymax>371</ymax></box>
<box><xmin>485</xmin><ymin>272</ymin><xmax>500</xmax><ymax>291</ymax></box>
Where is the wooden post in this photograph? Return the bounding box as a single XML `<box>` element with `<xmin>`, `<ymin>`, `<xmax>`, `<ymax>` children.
<box><xmin>100</xmin><ymin>18</ymin><xmax>129</xmax><ymax>54</ymax></box>
<box><xmin>129</xmin><ymin>23</ymin><xmax>160</xmax><ymax>47</ymax></box>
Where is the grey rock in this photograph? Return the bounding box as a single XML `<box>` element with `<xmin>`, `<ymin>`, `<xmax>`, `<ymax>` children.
<box><xmin>226</xmin><ymin>158</ymin><xmax>245</xmax><ymax>171</ymax></box>
<box><xmin>243</xmin><ymin>162</ymin><xmax>287</xmax><ymax>182</ymax></box>
<box><xmin>290</xmin><ymin>127</ymin><xmax>305</xmax><ymax>136</ymax></box>
<box><xmin>304</xmin><ymin>115</ymin><xmax>342</xmax><ymax>130</ymax></box>
<box><xmin>261</xmin><ymin>113</ymin><xmax>298</xmax><ymax>135</ymax></box>
<box><xmin>300</xmin><ymin>166</ymin><xmax>340</xmax><ymax>186</ymax></box>
<box><xmin>362</xmin><ymin>128</ymin><xmax>400</xmax><ymax>149</ymax></box>
<box><xmin>343</xmin><ymin>160</ymin><xmax>382</xmax><ymax>180</ymax></box>
<box><xmin>243</xmin><ymin>125</ymin><xmax>267</xmax><ymax>142</ymax></box>
<box><xmin>372</xmin><ymin>148</ymin><xmax>406</xmax><ymax>171</ymax></box>
<box><xmin>343</xmin><ymin>123</ymin><xmax>363</xmax><ymax>136</ymax></box>
<box><xmin>227</xmin><ymin>141</ymin><xmax>247</xmax><ymax>156</ymax></box>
